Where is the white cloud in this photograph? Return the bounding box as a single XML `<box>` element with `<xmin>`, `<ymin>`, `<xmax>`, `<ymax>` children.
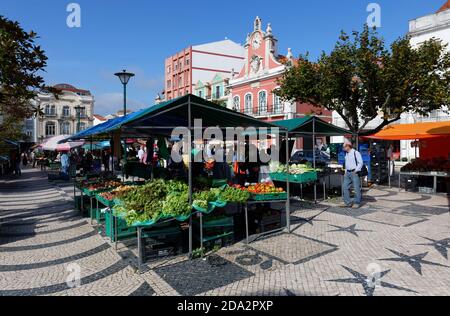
<box><xmin>94</xmin><ymin>92</ymin><xmax>147</xmax><ymax>116</ymax></box>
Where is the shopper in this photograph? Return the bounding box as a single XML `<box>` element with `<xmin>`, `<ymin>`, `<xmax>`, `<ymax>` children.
<box><xmin>102</xmin><ymin>150</ymin><xmax>110</xmax><ymax>171</ymax></box>
<box><xmin>60</xmin><ymin>150</ymin><xmax>70</xmax><ymax>175</ymax></box>
<box><xmin>342</xmin><ymin>140</ymin><xmax>363</xmax><ymax>209</ymax></box>
<box><xmin>387</xmin><ymin>144</ymin><xmax>395</xmax><ymax>177</ymax></box>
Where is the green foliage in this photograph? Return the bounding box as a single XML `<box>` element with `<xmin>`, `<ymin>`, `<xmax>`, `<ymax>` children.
<box><xmin>192</xmin><ymin>190</ymin><xmax>217</xmax><ymax>210</ymax></box>
<box><xmin>0</xmin><ymin>16</ymin><xmax>49</xmax><ymax>125</ymax></box>
<box><xmin>217</xmin><ymin>187</ymin><xmax>250</xmax><ymax>203</ymax></box>
<box><xmin>277</xmin><ymin>25</ymin><xmax>450</xmax><ymax>135</ymax></box>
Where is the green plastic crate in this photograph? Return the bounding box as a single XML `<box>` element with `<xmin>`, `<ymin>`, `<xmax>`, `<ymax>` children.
<box><xmin>95</xmin><ymin>194</ymin><xmax>115</xmax><ymax>208</ymax></box>
<box><xmin>104</xmin><ymin>211</ymin><xmax>137</xmax><ymax>242</ymax></box>
<box><xmin>250</xmin><ymin>192</ymin><xmax>288</xmax><ymax>201</ymax></box>
<box><xmin>270</xmin><ymin>172</ymin><xmax>317</xmax><ymax>184</ymax></box>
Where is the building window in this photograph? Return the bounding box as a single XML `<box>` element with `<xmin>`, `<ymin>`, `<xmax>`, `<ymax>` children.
<box><xmin>258</xmin><ymin>91</ymin><xmax>267</xmax><ymax>113</ymax></box>
<box><xmin>233</xmin><ymin>96</ymin><xmax>240</xmax><ymax>111</ymax></box>
<box><xmin>273</xmin><ymin>94</ymin><xmax>283</xmax><ymax>114</ymax></box>
<box><xmin>62</xmin><ymin>106</ymin><xmax>70</xmax><ymax>117</ymax></box>
<box><xmin>214</xmin><ymin>86</ymin><xmax>221</xmax><ymax>99</ymax></box>
<box><xmin>79</xmin><ymin>122</ymin><xmax>87</xmax><ymax>131</ymax></box>
<box><xmin>244</xmin><ymin>94</ymin><xmax>253</xmax><ymax>114</ymax></box>
<box><xmin>179</xmin><ymin>76</ymin><xmax>183</xmax><ymax>88</ymax></box>
<box><xmin>45</xmin><ymin>104</ymin><xmax>56</xmax><ymax>116</ymax></box>
<box><xmin>45</xmin><ymin>122</ymin><xmax>56</xmax><ymax>136</ymax></box>
<box><xmin>61</xmin><ymin>122</ymin><xmax>71</xmax><ymax>135</ymax></box>
<box><xmin>167</xmin><ymin>66</ymin><xmax>171</xmax><ymax>74</ymax></box>
<box><xmin>167</xmin><ymin>80</ymin><xmax>172</xmax><ymax>89</ymax></box>
<box><xmin>186</xmin><ymin>59</ymin><xmax>190</xmax><ymax>66</ymax></box>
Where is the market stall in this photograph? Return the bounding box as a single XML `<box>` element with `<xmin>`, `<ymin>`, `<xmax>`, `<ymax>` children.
<box><xmin>366</xmin><ymin>121</ymin><xmax>450</xmax><ymax>193</ymax></box>
<box><xmin>273</xmin><ymin>116</ymin><xmax>353</xmax><ymax>203</ymax></box>
<box><xmin>66</xmin><ymin>94</ymin><xmax>291</xmax><ymax>269</ymax></box>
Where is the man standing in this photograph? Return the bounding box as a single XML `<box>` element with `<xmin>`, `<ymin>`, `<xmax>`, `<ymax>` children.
<box><xmin>137</xmin><ymin>146</ymin><xmax>145</xmax><ymax>163</ymax></box>
<box><xmin>342</xmin><ymin>140</ymin><xmax>363</xmax><ymax>209</ymax></box>
<box><xmin>60</xmin><ymin>150</ymin><xmax>70</xmax><ymax>175</ymax></box>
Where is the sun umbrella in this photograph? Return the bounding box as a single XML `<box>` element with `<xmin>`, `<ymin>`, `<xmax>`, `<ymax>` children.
<box><xmin>41</xmin><ymin>135</ymin><xmax>71</xmax><ymax>151</ymax></box>
<box><xmin>56</xmin><ymin>141</ymin><xmax>85</xmax><ymax>152</ymax></box>
<box><xmin>41</xmin><ymin>135</ymin><xmax>84</xmax><ymax>151</ymax></box>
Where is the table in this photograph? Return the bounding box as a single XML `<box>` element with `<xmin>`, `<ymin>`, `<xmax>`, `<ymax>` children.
<box><xmin>398</xmin><ymin>171</ymin><xmax>450</xmax><ymax>193</ymax></box>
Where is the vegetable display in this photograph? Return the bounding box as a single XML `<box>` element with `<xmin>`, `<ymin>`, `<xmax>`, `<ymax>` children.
<box><xmin>269</xmin><ymin>161</ymin><xmax>319</xmax><ymax>175</ymax></box>
<box><xmin>401</xmin><ymin>158</ymin><xmax>450</xmax><ymax>173</ymax></box>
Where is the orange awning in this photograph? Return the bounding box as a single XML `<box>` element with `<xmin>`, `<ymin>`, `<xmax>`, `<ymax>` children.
<box><xmin>365</xmin><ymin>121</ymin><xmax>450</xmax><ymax>140</ymax></box>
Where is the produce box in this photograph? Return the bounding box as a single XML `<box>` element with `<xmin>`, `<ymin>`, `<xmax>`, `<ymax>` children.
<box><xmin>105</xmin><ymin>211</ymin><xmax>137</xmax><ymax>242</ymax></box>
<box><xmin>95</xmin><ymin>194</ymin><xmax>115</xmax><ymax>208</ymax></box>
<box><xmin>270</xmin><ymin>172</ymin><xmax>317</xmax><ymax>184</ymax></box>
<box><xmin>249</xmin><ymin>192</ymin><xmax>288</xmax><ymax>201</ymax></box>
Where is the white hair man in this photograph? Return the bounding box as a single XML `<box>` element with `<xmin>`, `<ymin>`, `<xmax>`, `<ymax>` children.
<box><xmin>341</xmin><ymin>140</ymin><xmax>363</xmax><ymax>209</ymax></box>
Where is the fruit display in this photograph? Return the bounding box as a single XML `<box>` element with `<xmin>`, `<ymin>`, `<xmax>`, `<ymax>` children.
<box><xmin>87</xmin><ymin>180</ymin><xmax>122</xmax><ymax>192</ymax></box>
<box><xmin>401</xmin><ymin>158</ymin><xmax>450</xmax><ymax>173</ymax></box>
<box><xmin>99</xmin><ymin>185</ymin><xmax>135</xmax><ymax>201</ymax></box>
<box><xmin>228</xmin><ymin>183</ymin><xmax>285</xmax><ymax>194</ymax></box>
<box><xmin>245</xmin><ymin>183</ymin><xmax>285</xmax><ymax>195</ymax></box>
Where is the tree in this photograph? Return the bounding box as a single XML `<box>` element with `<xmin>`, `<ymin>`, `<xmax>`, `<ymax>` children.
<box><xmin>276</xmin><ymin>25</ymin><xmax>450</xmax><ymax>136</ymax></box>
<box><xmin>0</xmin><ymin>15</ymin><xmax>49</xmax><ymax>140</ymax></box>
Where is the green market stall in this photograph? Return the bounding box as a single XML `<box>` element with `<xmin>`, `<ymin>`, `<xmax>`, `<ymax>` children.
<box><xmin>67</xmin><ymin>94</ymin><xmax>292</xmax><ymax>269</ymax></box>
<box><xmin>273</xmin><ymin>116</ymin><xmax>353</xmax><ymax>202</ymax></box>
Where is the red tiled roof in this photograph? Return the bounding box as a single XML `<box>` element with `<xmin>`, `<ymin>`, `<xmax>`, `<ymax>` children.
<box><xmin>437</xmin><ymin>0</ymin><xmax>450</xmax><ymax>12</ymax></box>
<box><xmin>93</xmin><ymin>114</ymin><xmax>107</xmax><ymax>121</ymax></box>
<box><xmin>53</xmin><ymin>83</ymin><xmax>91</xmax><ymax>95</ymax></box>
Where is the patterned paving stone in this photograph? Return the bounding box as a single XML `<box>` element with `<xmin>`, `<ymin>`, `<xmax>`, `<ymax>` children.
<box><xmin>154</xmin><ymin>257</ymin><xmax>254</xmax><ymax>296</ymax></box>
<box><xmin>1</xmin><ymin>169</ymin><xmax>449</xmax><ymax>296</ymax></box>
<box><xmin>248</xmin><ymin>233</ymin><xmax>338</xmax><ymax>265</ymax></box>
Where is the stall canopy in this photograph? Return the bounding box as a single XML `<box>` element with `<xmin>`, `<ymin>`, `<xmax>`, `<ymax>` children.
<box><xmin>68</xmin><ymin>94</ymin><xmax>280</xmax><ymax>141</ymax></box>
<box><xmin>365</xmin><ymin>121</ymin><xmax>450</xmax><ymax>140</ymax></box>
<box><xmin>273</xmin><ymin>116</ymin><xmax>352</xmax><ymax>136</ymax></box>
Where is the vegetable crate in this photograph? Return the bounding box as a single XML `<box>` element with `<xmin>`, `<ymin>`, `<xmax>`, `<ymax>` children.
<box><xmin>250</xmin><ymin>192</ymin><xmax>287</xmax><ymax>201</ymax></box>
<box><xmin>249</xmin><ymin>210</ymin><xmax>282</xmax><ymax>235</ymax></box>
<box><xmin>194</xmin><ymin>216</ymin><xmax>235</xmax><ymax>249</ymax></box>
<box><xmin>95</xmin><ymin>194</ymin><xmax>115</xmax><ymax>208</ymax></box>
<box><xmin>270</xmin><ymin>172</ymin><xmax>318</xmax><ymax>184</ymax></box>
<box><xmin>74</xmin><ymin>195</ymin><xmax>90</xmax><ymax>213</ymax></box>
<box><xmin>104</xmin><ymin>211</ymin><xmax>137</xmax><ymax>242</ymax></box>
<box><xmin>141</xmin><ymin>224</ymin><xmax>183</xmax><ymax>260</ymax></box>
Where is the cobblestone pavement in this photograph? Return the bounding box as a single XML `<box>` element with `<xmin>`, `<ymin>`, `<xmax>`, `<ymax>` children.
<box><xmin>1</xmin><ymin>169</ymin><xmax>449</xmax><ymax>296</ymax></box>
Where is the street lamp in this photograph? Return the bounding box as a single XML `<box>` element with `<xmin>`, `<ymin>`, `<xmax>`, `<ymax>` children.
<box><xmin>114</xmin><ymin>70</ymin><xmax>135</xmax><ymax>116</ymax></box>
<box><xmin>74</xmin><ymin>106</ymin><xmax>85</xmax><ymax>133</ymax></box>
<box><xmin>114</xmin><ymin>70</ymin><xmax>135</xmax><ymax>178</ymax></box>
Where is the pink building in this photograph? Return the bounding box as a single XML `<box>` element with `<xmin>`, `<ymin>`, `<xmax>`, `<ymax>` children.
<box><xmin>227</xmin><ymin>17</ymin><xmax>332</xmax><ymax>124</ymax></box>
<box><xmin>164</xmin><ymin>40</ymin><xmax>245</xmax><ymax>101</ymax></box>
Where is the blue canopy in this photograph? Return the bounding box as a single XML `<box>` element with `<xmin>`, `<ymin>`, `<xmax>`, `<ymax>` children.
<box><xmin>64</xmin><ymin>107</ymin><xmax>149</xmax><ymax>141</ymax></box>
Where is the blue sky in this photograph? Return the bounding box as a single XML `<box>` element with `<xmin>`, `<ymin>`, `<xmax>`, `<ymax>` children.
<box><xmin>0</xmin><ymin>0</ymin><xmax>446</xmax><ymax>115</ymax></box>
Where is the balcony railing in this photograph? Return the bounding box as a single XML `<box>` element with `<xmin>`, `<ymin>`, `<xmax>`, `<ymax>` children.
<box><xmin>273</xmin><ymin>106</ymin><xmax>284</xmax><ymax>115</ymax></box>
<box><xmin>45</xmin><ymin>112</ymin><xmax>57</xmax><ymax>117</ymax></box>
<box><xmin>244</xmin><ymin>108</ymin><xmax>253</xmax><ymax>115</ymax></box>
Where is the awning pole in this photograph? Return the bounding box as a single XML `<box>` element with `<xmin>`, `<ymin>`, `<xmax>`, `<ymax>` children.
<box><xmin>285</xmin><ymin>130</ymin><xmax>291</xmax><ymax>233</ymax></box>
<box><xmin>188</xmin><ymin>96</ymin><xmax>193</xmax><ymax>258</ymax></box>
<box><xmin>313</xmin><ymin>118</ymin><xmax>317</xmax><ymax>203</ymax></box>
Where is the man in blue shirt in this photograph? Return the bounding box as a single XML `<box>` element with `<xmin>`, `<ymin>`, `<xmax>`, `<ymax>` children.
<box><xmin>342</xmin><ymin>140</ymin><xmax>363</xmax><ymax>209</ymax></box>
<box><xmin>60</xmin><ymin>151</ymin><xmax>70</xmax><ymax>175</ymax></box>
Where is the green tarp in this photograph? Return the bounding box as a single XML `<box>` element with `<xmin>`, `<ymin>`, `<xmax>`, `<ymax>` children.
<box><xmin>273</xmin><ymin>116</ymin><xmax>352</xmax><ymax>136</ymax></box>
<box><xmin>68</xmin><ymin>95</ymin><xmax>280</xmax><ymax>141</ymax></box>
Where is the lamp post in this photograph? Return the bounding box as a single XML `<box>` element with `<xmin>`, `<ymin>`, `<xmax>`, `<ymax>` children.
<box><xmin>114</xmin><ymin>70</ymin><xmax>135</xmax><ymax>177</ymax></box>
<box><xmin>74</xmin><ymin>106</ymin><xmax>85</xmax><ymax>133</ymax></box>
<box><xmin>114</xmin><ymin>70</ymin><xmax>135</xmax><ymax>116</ymax></box>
